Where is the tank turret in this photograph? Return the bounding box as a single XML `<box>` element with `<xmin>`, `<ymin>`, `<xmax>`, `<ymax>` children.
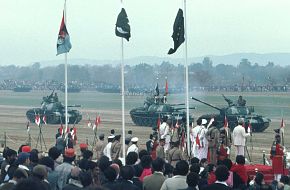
<box><xmin>26</xmin><ymin>91</ymin><xmax>82</xmax><ymax>124</ymax></box>
<box><xmin>130</xmin><ymin>94</ymin><xmax>194</xmax><ymax>129</ymax></box>
<box><xmin>191</xmin><ymin>95</ymin><xmax>271</xmax><ymax>132</ymax></box>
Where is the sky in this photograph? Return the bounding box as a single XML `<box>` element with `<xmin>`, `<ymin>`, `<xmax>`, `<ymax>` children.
<box><xmin>1</xmin><ymin>0</ymin><xmax>290</xmax><ymax>66</ymax></box>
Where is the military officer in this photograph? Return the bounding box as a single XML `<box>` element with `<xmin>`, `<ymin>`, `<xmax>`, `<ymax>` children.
<box><xmin>168</xmin><ymin>141</ymin><xmax>184</xmax><ymax>167</ymax></box>
<box><xmin>111</xmin><ymin>134</ymin><xmax>122</xmax><ymax>160</ymax></box>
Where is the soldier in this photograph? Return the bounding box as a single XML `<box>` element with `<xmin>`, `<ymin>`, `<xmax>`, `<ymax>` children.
<box><xmin>191</xmin><ymin>119</ymin><xmax>208</xmax><ymax>160</ymax></box>
<box><xmin>94</xmin><ymin>134</ymin><xmax>105</xmax><ymax>160</ymax></box>
<box><xmin>217</xmin><ymin>128</ymin><xmax>231</xmax><ymax>161</ymax></box>
<box><xmin>237</xmin><ymin>95</ymin><xmax>246</xmax><ymax>106</ymax></box>
<box><xmin>127</xmin><ymin>137</ymin><xmax>139</xmax><ymax>155</ymax></box>
<box><xmin>233</xmin><ymin>118</ymin><xmax>250</xmax><ymax>157</ymax></box>
<box><xmin>206</xmin><ymin>120</ymin><xmax>220</xmax><ymax>165</ymax></box>
<box><xmin>168</xmin><ymin>141</ymin><xmax>184</xmax><ymax>167</ymax></box>
<box><xmin>270</xmin><ymin>130</ymin><xmax>284</xmax><ymax>180</ymax></box>
<box><xmin>146</xmin><ymin>134</ymin><xmax>154</xmax><ymax>154</ymax></box>
<box><xmin>156</xmin><ymin>138</ymin><xmax>166</xmax><ymax>160</ymax></box>
<box><xmin>111</xmin><ymin>134</ymin><xmax>122</xmax><ymax>160</ymax></box>
<box><xmin>103</xmin><ymin>135</ymin><xmax>115</xmax><ymax>161</ymax></box>
<box><xmin>159</xmin><ymin>116</ymin><xmax>170</xmax><ymax>152</ymax></box>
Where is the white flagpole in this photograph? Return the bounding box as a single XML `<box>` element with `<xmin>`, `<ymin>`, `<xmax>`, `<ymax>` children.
<box><xmin>183</xmin><ymin>0</ymin><xmax>190</xmax><ymax>157</ymax></box>
<box><xmin>120</xmin><ymin>0</ymin><xmax>126</xmax><ymax>161</ymax></box>
<box><xmin>64</xmin><ymin>0</ymin><xmax>68</xmax><ymax>137</ymax></box>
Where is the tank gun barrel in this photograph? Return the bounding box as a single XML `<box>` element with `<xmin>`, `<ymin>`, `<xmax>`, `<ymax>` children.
<box><xmin>174</xmin><ymin>107</ymin><xmax>196</xmax><ymax>111</ymax></box>
<box><xmin>169</xmin><ymin>103</ymin><xmax>185</xmax><ymax>106</ymax></box>
<box><xmin>68</xmin><ymin>104</ymin><xmax>81</xmax><ymax>107</ymax></box>
<box><xmin>222</xmin><ymin>94</ymin><xmax>234</xmax><ymax>106</ymax></box>
<box><xmin>191</xmin><ymin>97</ymin><xmax>221</xmax><ymax>111</ymax></box>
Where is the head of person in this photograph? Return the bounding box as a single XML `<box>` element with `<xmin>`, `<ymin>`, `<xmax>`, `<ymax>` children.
<box><xmin>32</xmin><ymin>164</ymin><xmax>48</xmax><ymax>180</ymax></box>
<box><xmin>115</xmin><ymin>135</ymin><xmax>121</xmax><ymax>142</ymax></box>
<box><xmin>17</xmin><ymin>152</ymin><xmax>30</xmax><ymax>166</ymax></box>
<box><xmin>79</xmin><ymin>143</ymin><xmax>88</xmax><ymax>153</ymax></box>
<box><xmin>190</xmin><ymin>157</ymin><xmax>200</xmax><ymax>165</ymax></box>
<box><xmin>236</xmin><ymin>155</ymin><xmax>245</xmax><ymax>165</ymax></box>
<box><xmin>120</xmin><ymin>166</ymin><xmax>134</xmax><ymax>180</ymax></box>
<box><xmin>29</xmin><ymin>149</ymin><xmax>39</xmax><ymax>164</ymax></box>
<box><xmin>159</xmin><ymin>138</ymin><xmax>165</xmax><ymax>146</ymax></box>
<box><xmin>83</xmin><ymin>150</ymin><xmax>93</xmax><ymax>160</ymax></box>
<box><xmin>141</xmin><ymin>155</ymin><xmax>152</xmax><ymax>169</ymax></box>
<box><xmin>152</xmin><ymin>157</ymin><xmax>165</xmax><ymax>173</ymax></box>
<box><xmin>200</xmin><ymin>158</ymin><xmax>208</xmax><ymax>167</ymax></box>
<box><xmin>108</xmin><ymin>136</ymin><xmax>115</xmax><ymax>143</ymax></box>
<box><xmin>222</xmin><ymin>158</ymin><xmax>233</xmax><ymax>170</ymax></box>
<box><xmin>99</xmin><ymin>134</ymin><xmax>105</xmax><ymax>141</ymax></box>
<box><xmin>39</xmin><ymin>156</ymin><xmax>54</xmax><ymax>171</ymax></box>
<box><xmin>255</xmin><ymin>172</ymin><xmax>264</xmax><ymax>186</ymax></box>
<box><xmin>104</xmin><ymin>166</ymin><xmax>117</xmax><ymax>182</ymax></box>
<box><xmin>133</xmin><ymin>164</ymin><xmax>143</xmax><ymax>177</ymax></box>
<box><xmin>131</xmin><ymin>137</ymin><xmax>138</xmax><ymax>145</ymax></box>
<box><xmin>79</xmin><ymin>171</ymin><xmax>93</xmax><ymax>187</ymax></box>
<box><xmin>13</xmin><ymin>178</ymin><xmax>46</xmax><ymax>190</ymax></box>
<box><xmin>88</xmin><ymin>161</ymin><xmax>98</xmax><ymax>177</ymax></box>
<box><xmin>149</xmin><ymin>134</ymin><xmax>153</xmax><ymax>140</ymax></box>
<box><xmin>98</xmin><ymin>156</ymin><xmax>111</xmax><ymax>172</ymax></box>
<box><xmin>18</xmin><ymin>145</ymin><xmax>29</xmax><ymax>154</ymax></box>
<box><xmin>126</xmin><ymin>152</ymin><xmax>138</xmax><ymax>165</ymax></box>
<box><xmin>275</xmin><ymin>134</ymin><xmax>281</xmax><ymax>144</ymax></box>
<box><xmin>215</xmin><ymin>165</ymin><xmax>229</xmax><ymax>182</ymax></box>
<box><xmin>111</xmin><ymin>129</ymin><xmax>115</xmax><ymax>135</ymax></box>
<box><xmin>187</xmin><ymin>172</ymin><xmax>199</xmax><ymax>188</ymax></box>
<box><xmin>70</xmin><ymin>167</ymin><xmax>81</xmax><ymax>180</ymax></box>
<box><xmin>207</xmin><ymin>163</ymin><xmax>216</xmax><ymax>173</ymax></box>
<box><xmin>110</xmin><ymin>163</ymin><xmax>120</xmax><ymax>176</ymax></box>
<box><xmin>238</xmin><ymin>118</ymin><xmax>244</xmax><ymax>125</ymax></box>
<box><xmin>174</xmin><ymin>160</ymin><xmax>189</xmax><ymax>176</ymax></box>
<box><xmin>280</xmin><ymin>175</ymin><xmax>290</xmax><ymax>185</ymax></box>
<box><xmin>196</xmin><ymin>118</ymin><xmax>202</xmax><ymax>126</ymax></box>
<box><xmin>128</xmin><ymin>130</ymin><xmax>132</xmax><ymax>135</ymax></box>
<box><xmin>173</xmin><ymin>141</ymin><xmax>180</xmax><ymax>148</ymax></box>
<box><xmin>48</xmin><ymin>146</ymin><xmax>61</xmax><ymax>161</ymax></box>
<box><xmin>164</xmin><ymin>163</ymin><xmax>174</xmax><ymax>177</ymax></box>
<box><xmin>162</xmin><ymin>116</ymin><xmax>168</xmax><ymax>123</ymax></box>
<box><xmin>139</xmin><ymin>149</ymin><xmax>149</xmax><ymax>160</ymax></box>
<box><xmin>4</xmin><ymin>148</ymin><xmax>17</xmax><ymax>163</ymax></box>
<box><xmin>190</xmin><ymin>163</ymin><xmax>200</xmax><ymax>174</ymax></box>
<box><xmin>63</xmin><ymin>148</ymin><xmax>76</xmax><ymax>163</ymax></box>
<box><xmin>113</xmin><ymin>159</ymin><xmax>123</xmax><ymax>168</ymax></box>
<box><xmin>13</xmin><ymin>168</ymin><xmax>28</xmax><ymax>181</ymax></box>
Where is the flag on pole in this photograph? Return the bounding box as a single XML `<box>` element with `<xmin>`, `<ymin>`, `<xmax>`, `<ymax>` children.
<box><xmin>26</xmin><ymin>121</ymin><xmax>30</xmax><ymax>133</ymax></box>
<box><xmin>35</xmin><ymin>114</ymin><xmax>41</xmax><ymax>126</ymax></box>
<box><xmin>71</xmin><ymin>127</ymin><xmax>77</xmax><ymax>141</ymax></box>
<box><xmin>224</xmin><ymin>115</ymin><xmax>228</xmax><ymax>129</ymax></box>
<box><xmin>60</xmin><ymin>123</ymin><xmax>64</xmax><ymax>136</ymax></box>
<box><xmin>168</xmin><ymin>9</ymin><xmax>185</xmax><ymax>55</ymax></box>
<box><xmin>42</xmin><ymin>114</ymin><xmax>47</xmax><ymax>125</ymax></box>
<box><xmin>155</xmin><ymin>83</ymin><xmax>159</xmax><ymax>96</ymax></box>
<box><xmin>115</xmin><ymin>8</ymin><xmax>131</xmax><ymax>41</ymax></box>
<box><xmin>93</xmin><ymin>115</ymin><xmax>101</xmax><ymax>131</ymax></box>
<box><xmin>165</xmin><ymin>78</ymin><xmax>168</xmax><ymax>95</ymax></box>
<box><xmin>280</xmin><ymin>118</ymin><xmax>285</xmax><ymax>133</ymax></box>
<box><xmin>56</xmin><ymin>11</ymin><xmax>72</xmax><ymax>55</ymax></box>
<box><xmin>157</xmin><ymin>115</ymin><xmax>161</xmax><ymax>131</ymax></box>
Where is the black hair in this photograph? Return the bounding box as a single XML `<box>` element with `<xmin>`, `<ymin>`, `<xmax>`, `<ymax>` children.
<box><xmin>189</xmin><ymin>163</ymin><xmax>200</xmax><ymax>174</ymax></box>
<box><xmin>13</xmin><ymin>178</ymin><xmax>46</xmax><ymax>190</ymax></box>
<box><xmin>196</xmin><ymin>119</ymin><xmax>202</xmax><ymax>125</ymax></box>
<box><xmin>63</xmin><ymin>155</ymin><xmax>76</xmax><ymax>163</ymax></box>
<box><xmin>139</xmin><ymin>149</ymin><xmax>149</xmax><ymax>160</ymax></box>
<box><xmin>98</xmin><ymin>156</ymin><xmax>111</xmax><ymax>172</ymax></box>
<box><xmin>87</xmin><ymin>160</ymin><xmax>98</xmax><ymax>170</ymax></box>
<box><xmin>128</xmin><ymin>130</ymin><xmax>132</xmax><ymax>135</ymax></box>
<box><xmin>133</xmin><ymin>164</ymin><xmax>143</xmax><ymax>177</ymax></box>
<box><xmin>236</xmin><ymin>155</ymin><xmax>245</xmax><ymax>165</ymax></box>
<box><xmin>113</xmin><ymin>159</ymin><xmax>123</xmax><ymax>168</ymax></box>
<box><xmin>126</xmin><ymin>152</ymin><xmax>138</xmax><ymax>165</ymax></box>
<box><xmin>104</xmin><ymin>166</ymin><xmax>117</xmax><ymax>182</ymax></box>
<box><xmin>152</xmin><ymin>158</ymin><xmax>165</xmax><ymax>172</ymax></box>
<box><xmin>175</xmin><ymin>160</ymin><xmax>189</xmax><ymax>176</ymax></box>
<box><xmin>115</xmin><ymin>135</ymin><xmax>121</xmax><ymax>141</ymax></box>
<box><xmin>39</xmin><ymin>156</ymin><xmax>54</xmax><ymax>170</ymax></box>
<box><xmin>164</xmin><ymin>163</ymin><xmax>174</xmax><ymax>176</ymax></box>
<box><xmin>48</xmin><ymin>146</ymin><xmax>61</xmax><ymax>161</ymax></box>
<box><xmin>83</xmin><ymin>150</ymin><xmax>93</xmax><ymax>160</ymax></box>
<box><xmin>79</xmin><ymin>171</ymin><xmax>93</xmax><ymax>187</ymax></box>
<box><xmin>13</xmin><ymin>169</ymin><xmax>28</xmax><ymax>179</ymax></box>
<box><xmin>149</xmin><ymin>134</ymin><xmax>153</xmax><ymax>139</ymax></box>
<box><xmin>222</xmin><ymin>158</ymin><xmax>232</xmax><ymax>170</ymax></box>
<box><xmin>207</xmin><ymin>164</ymin><xmax>215</xmax><ymax>173</ymax></box>
<box><xmin>215</xmin><ymin>165</ymin><xmax>229</xmax><ymax>181</ymax></box>
<box><xmin>200</xmin><ymin>158</ymin><xmax>207</xmax><ymax>164</ymax></box>
<box><xmin>187</xmin><ymin>172</ymin><xmax>199</xmax><ymax>187</ymax></box>
<box><xmin>141</xmin><ymin>155</ymin><xmax>152</xmax><ymax>169</ymax></box>
<box><xmin>4</xmin><ymin>148</ymin><xmax>17</xmax><ymax>159</ymax></box>
<box><xmin>111</xmin><ymin>129</ymin><xmax>115</xmax><ymax>134</ymax></box>
<box><xmin>190</xmin><ymin>157</ymin><xmax>200</xmax><ymax>165</ymax></box>
<box><xmin>29</xmin><ymin>150</ymin><xmax>39</xmax><ymax>163</ymax></box>
<box><xmin>79</xmin><ymin>159</ymin><xmax>89</xmax><ymax>170</ymax></box>
<box><xmin>255</xmin><ymin>172</ymin><xmax>264</xmax><ymax>186</ymax></box>
<box><xmin>280</xmin><ymin>175</ymin><xmax>290</xmax><ymax>185</ymax></box>
<box><xmin>120</xmin><ymin>166</ymin><xmax>134</xmax><ymax>180</ymax></box>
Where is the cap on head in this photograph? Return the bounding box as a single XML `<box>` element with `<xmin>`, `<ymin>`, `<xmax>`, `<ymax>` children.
<box><xmin>131</xmin><ymin>137</ymin><xmax>138</xmax><ymax>143</ymax></box>
<box><xmin>33</xmin><ymin>164</ymin><xmax>47</xmax><ymax>178</ymax></box>
<box><xmin>22</xmin><ymin>146</ymin><xmax>31</xmax><ymax>153</ymax></box>
<box><xmin>99</xmin><ymin>134</ymin><xmax>105</xmax><ymax>139</ymax></box>
<box><xmin>79</xmin><ymin>143</ymin><xmax>88</xmax><ymax>150</ymax></box>
<box><xmin>64</xmin><ymin>148</ymin><xmax>75</xmax><ymax>158</ymax></box>
<box><xmin>17</xmin><ymin>152</ymin><xmax>30</xmax><ymax>164</ymax></box>
<box><xmin>108</xmin><ymin>135</ymin><xmax>115</xmax><ymax>139</ymax></box>
<box><xmin>201</xmin><ymin>119</ymin><xmax>207</xmax><ymax>125</ymax></box>
<box><xmin>238</xmin><ymin>118</ymin><xmax>244</xmax><ymax>124</ymax></box>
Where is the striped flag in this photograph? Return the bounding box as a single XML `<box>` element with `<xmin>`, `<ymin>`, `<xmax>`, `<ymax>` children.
<box><xmin>157</xmin><ymin>115</ymin><xmax>161</xmax><ymax>131</ymax></box>
<box><xmin>280</xmin><ymin>118</ymin><xmax>285</xmax><ymax>133</ymax></box>
<box><xmin>93</xmin><ymin>115</ymin><xmax>101</xmax><ymax>131</ymax></box>
<box><xmin>42</xmin><ymin>114</ymin><xmax>47</xmax><ymax>125</ymax></box>
<box><xmin>56</xmin><ymin>11</ymin><xmax>72</xmax><ymax>55</ymax></box>
<box><xmin>224</xmin><ymin>115</ymin><xmax>229</xmax><ymax>136</ymax></box>
<box><xmin>26</xmin><ymin>121</ymin><xmax>30</xmax><ymax>133</ymax></box>
<box><xmin>35</xmin><ymin>114</ymin><xmax>41</xmax><ymax>126</ymax></box>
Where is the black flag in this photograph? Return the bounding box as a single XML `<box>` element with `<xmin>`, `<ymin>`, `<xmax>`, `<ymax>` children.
<box><xmin>168</xmin><ymin>9</ymin><xmax>185</xmax><ymax>55</ymax></box>
<box><xmin>115</xmin><ymin>8</ymin><xmax>131</xmax><ymax>41</ymax></box>
<box><xmin>155</xmin><ymin>83</ymin><xmax>159</xmax><ymax>96</ymax></box>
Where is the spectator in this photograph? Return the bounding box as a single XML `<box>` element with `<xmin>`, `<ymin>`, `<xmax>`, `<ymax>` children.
<box><xmin>103</xmin><ymin>166</ymin><xmax>117</xmax><ymax>190</ymax></box>
<box><xmin>222</xmin><ymin>158</ymin><xmax>233</xmax><ymax>187</ymax></box>
<box><xmin>139</xmin><ymin>155</ymin><xmax>152</xmax><ymax>182</ymax></box>
<box><xmin>63</xmin><ymin>167</ymin><xmax>83</xmax><ymax>190</ymax></box>
<box><xmin>115</xmin><ymin>166</ymin><xmax>139</xmax><ymax>190</ymax></box>
<box><xmin>143</xmin><ymin>158</ymin><xmax>165</xmax><ymax>190</ymax></box>
<box><xmin>39</xmin><ymin>156</ymin><xmax>58</xmax><ymax>190</ymax></box>
<box><xmin>202</xmin><ymin>165</ymin><xmax>232</xmax><ymax>190</ymax></box>
<box><xmin>280</xmin><ymin>175</ymin><xmax>290</xmax><ymax>190</ymax></box>
<box><xmin>231</xmin><ymin>155</ymin><xmax>248</xmax><ymax>189</ymax></box>
<box><xmin>0</xmin><ymin>168</ymin><xmax>28</xmax><ymax>190</ymax></box>
<box><xmin>163</xmin><ymin>163</ymin><xmax>174</xmax><ymax>178</ymax></box>
<box><xmin>181</xmin><ymin>172</ymin><xmax>199</xmax><ymax>190</ymax></box>
<box><xmin>13</xmin><ymin>178</ymin><xmax>47</xmax><ymax>190</ymax></box>
<box><xmin>249</xmin><ymin>172</ymin><xmax>264</xmax><ymax>190</ymax></box>
<box><xmin>126</xmin><ymin>152</ymin><xmax>138</xmax><ymax>166</ymax></box>
<box><xmin>48</xmin><ymin>147</ymin><xmax>61</xmax><ymax>168</ymax></box>
<box><xmin>79</xmin><ymin>171</ymin><xmax>93</xmax><ymax>189</ymax></box>
<box><xmin>55</xmin><ymin>148</ymin><xmax>75</xmax><ymax>190</ymax></box>
<box><xmin>98</xmin><ymin>156</ymin><xmax>111</xmax><ymax>185</ymax></box>
<box><xmin>0</xmin><ymin>148</ymin><xmax>17</xmax><ymax>183</ymax></box>
<box><xmin>160</xmin><ymin>160</ymin><xmax>189</xmax><ymax>190</ymax></box>
<box><xmin>31</xmin><ymin>164</ymin><xmax>50</xmax><ymax>190</ymax></box>
<box><xmin>132</xmin><ymin>164</ymin><xmax>143</xmax><ymax>189</ymax></box>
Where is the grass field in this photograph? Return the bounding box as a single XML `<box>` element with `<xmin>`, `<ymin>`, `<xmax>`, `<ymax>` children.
<box><xmin>0</xmin><ymin>90</ymin><xmax>289</xmax><ymax>163</ymax></box>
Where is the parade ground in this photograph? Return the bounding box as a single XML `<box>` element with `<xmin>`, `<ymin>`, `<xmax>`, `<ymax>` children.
<box><xmin>0</xmin><ymin>90</ymin><xmax>289</xmax><ymax>164</ymax></box>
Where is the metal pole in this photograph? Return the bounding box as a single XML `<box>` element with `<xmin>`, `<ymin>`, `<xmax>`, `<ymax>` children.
<box><xmin>4</xmin><ymin>131</ymin><xmax>6</xmax><ymax>148</ymax></box>
<box><xmin>121</xmin><ymin>38</ymin><xmax>126</xmax><ymax>161</ymax></box>
<box><xmin>183</xmin><ymin>0</ymin><xmax>190</xmax><ymax>157</ymax></box>
<box><xmin>64</xmin><ymin>0</ymin><xmax>68</xmax><ymax>136</ymax></box>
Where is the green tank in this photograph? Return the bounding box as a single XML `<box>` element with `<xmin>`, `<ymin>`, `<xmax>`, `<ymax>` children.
<box><xmin>130</xmin><ymin>95</ymin><xmax>194</xmax><ymax>129</ymax></box>
<box><xmin>26</xmin><ymin>91</ymin><xmax>82</xmax><ymax>124</ymax></box>
<box><xmin>191</xmin><ymin>95</ymin><xmax>271</xmax><ymax>132</ymax></box>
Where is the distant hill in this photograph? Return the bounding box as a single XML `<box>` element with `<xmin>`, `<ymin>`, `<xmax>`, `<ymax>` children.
<box><xmin>37</xmin><ymin>52</ymin><xmax>290</xmax><ymax>67</ymax></box>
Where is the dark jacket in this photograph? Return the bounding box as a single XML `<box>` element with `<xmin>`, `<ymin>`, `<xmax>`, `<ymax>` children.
<box><xmin>115</xmin><ymin>179</ymin><xmax>140</xmax><ymax>190</ymax></box>
<box><xmin>202</xmin><ymin>183</ymin><xmax>232</xmax><ymax>190</ymax></box>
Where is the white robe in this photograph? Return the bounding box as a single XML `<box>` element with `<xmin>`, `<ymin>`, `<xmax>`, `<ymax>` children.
<box><xmin>127</xmin><ymin>144</ymin><xmax>139</xmax><ymax>155</ymax></box>
<box><xmin>160</xmin><ymin>122</ymin><xmax>170</xmax><ymax>151</ymax></box>
<box><xmin>103</xmin><ymin>142</ymin><xmax>112</xmax><ymax>161</ymax></box>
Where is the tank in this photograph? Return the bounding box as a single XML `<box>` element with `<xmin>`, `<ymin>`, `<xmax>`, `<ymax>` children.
<box><xmin>191</xmin><ymin>95</ymin><xmax>271</xmax><ymax>132</ymax></box>
<box><xmin>26</xmin><ymin>91</ymin><xmax>82</xmax><ymax>124</ymax></box>
<box><xmin>130</xmin><ymin>95</ymin><xmax>194</xmax><ymax>129</ymax></box>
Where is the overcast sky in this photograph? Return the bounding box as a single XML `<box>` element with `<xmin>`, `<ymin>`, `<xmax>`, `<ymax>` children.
<box><xmin>1</xmin><ymin>0</ymin><xmax>290</xmax><ymax>66</ymax></box>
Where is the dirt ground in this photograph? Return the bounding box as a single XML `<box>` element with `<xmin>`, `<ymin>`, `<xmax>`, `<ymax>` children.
<box><xmin>0</xmin><ymin>105</ymin><xmax>288</xmax><ymax>164</ymax></box>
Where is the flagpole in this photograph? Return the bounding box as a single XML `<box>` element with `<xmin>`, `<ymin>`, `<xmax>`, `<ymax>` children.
<box><xmin>64</xmin><ymin>0</ymin><xmax>68</xmax><ymax>138</ymax></box>
<box><xmin>121</xmin><ymin>31</ymin><xmax>126</xmax><ymax>161</ymax></box>
<box><xmin>183</xmin><ymin>0</ymin><xmax>190</xmax><ymax>157</ymax></box>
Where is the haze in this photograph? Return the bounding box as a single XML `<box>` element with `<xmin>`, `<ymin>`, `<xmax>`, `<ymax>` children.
<box><xmin>1</xmin><ymin>0</ymin><xmax>290</xmax><ymax>66</ymax></box>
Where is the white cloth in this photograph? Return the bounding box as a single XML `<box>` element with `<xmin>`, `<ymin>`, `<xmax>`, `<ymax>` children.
<box><xmin>127</xmin><ymin>144</ymin><xmax>138</xmax><ymax>155</ymax></box>
<box><xmin>191</xmin><ymin>125</ymin><xmax>201</xmax><ymax>158</ymax></box>
<box><xmin>103</xmin><ymin>142</ymin><xmax>112</xmax><ymax>161</ymax></box>
<box><xmin>233</xmin><ymin>125</ymin><xmax>250</xmax><ymax>146</ymax></box>
<box><xmin>160</xmin><ymin>122</ymin><xmax>170</xmax><ymax>151</ymax></box>
<box><xmin>236</xmin><ymin>145</ymin><xmax>244</xmax><ymax>156</ymax></box>
<box><xmin>197</xmin><ymin>125</ymin><xmax>208</xmax><ymax>160</ymax></box>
